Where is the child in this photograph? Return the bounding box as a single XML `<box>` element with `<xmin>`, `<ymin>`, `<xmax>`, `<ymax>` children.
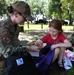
<box><xmin>35</xmin><ymin>19</ymin><xmax>72</xmax><ymax>67</ymax></box>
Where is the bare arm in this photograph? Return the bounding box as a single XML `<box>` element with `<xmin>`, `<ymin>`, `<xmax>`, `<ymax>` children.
<box><xmin>35</xmin><ymin>40</ymin><xmax>43</xmax><ymax>49</ymax></box>
<box><xmin>57</xmin><ymin>39</ymin><xmax>72</xmax><ymax>47</ymax></box>
<box><xmin>51</xmin><ymin>39</ymin><xmax>72</xmax><ymax>49</ymax></box>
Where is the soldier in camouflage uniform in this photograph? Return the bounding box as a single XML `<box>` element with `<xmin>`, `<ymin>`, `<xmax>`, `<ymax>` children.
<box><xmin>0</xmin><ymin>1</ymin><xmax>33</xmax><ymax>74</ymax></box>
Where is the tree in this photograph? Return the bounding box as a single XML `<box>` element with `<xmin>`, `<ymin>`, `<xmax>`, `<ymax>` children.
<box><xmin>61</xmin><ymin>0</ymin><xmax>74</xmax><ymax>25</ymax></box>
<box><xmin>26</xmin><ymin>0</ymin><xmax>47</xmax><ymax>18</ymax></box>
<box><xmin>0</xmin><ymin>0</ymin><xmax>7</xmax><ymax>16</ymax></box>
<box><xmin>0</xmin><ymin>0</ymin><xmax>17</xmax><ymax>16</ymax></box>
<box><xmin>5</xmin><ymin>0</ymin><xmax>17</xmax><ymax>6</ymax></box>
<box><xmin>48</xmin><ymin>0</ymin><xmax>62</xmax><ymax>19</ymax></box>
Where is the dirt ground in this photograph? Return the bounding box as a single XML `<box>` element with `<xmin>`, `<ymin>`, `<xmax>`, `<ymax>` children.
<box><xmin>18</xmin><ymin>30</ymin><xmax>74</xmax><ymax>46</ymax></box>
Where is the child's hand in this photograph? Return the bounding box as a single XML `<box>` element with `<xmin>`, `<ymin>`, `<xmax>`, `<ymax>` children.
<box><xmin>51</xmin><ymin>44</ymin><xmax>58</xmax><ymax>50</ymax></box>
<box><xmin>29</xmin><ymin>45</ymin><xmax>39</xmax><ymax>52</ymax></box>
<box><xmin>35</xmin><ymin>40</ymin><xmax>43</xmax><ymax>49</ymax></box>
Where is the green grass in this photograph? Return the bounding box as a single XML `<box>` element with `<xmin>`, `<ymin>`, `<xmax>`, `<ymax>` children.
<box><xmin>67</xmin><ymin>67</ymin><xmax>74</xmax><ymax>75</ymax></box>
<box><xmin>62</xmin><ymin>26</ymin><xmax>74</xmax><ymax>31</ymax></box>
<box><xmin>19</xmin><ymin>23</ymin><xmax>74</xmax><ymax>31</ymax></box>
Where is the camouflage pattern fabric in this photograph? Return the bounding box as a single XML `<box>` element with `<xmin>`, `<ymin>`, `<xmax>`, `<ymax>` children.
<box><xmin>0</xmin><ymin>17</ymin><xmax>21</xmax><ymax>58</ymax></box>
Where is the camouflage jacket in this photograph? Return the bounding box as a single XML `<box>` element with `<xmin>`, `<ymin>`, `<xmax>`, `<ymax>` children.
<box><xmin>0</xmin><ymin>18</ymin><xmax>21</xmax><ymax>58</ymax></box>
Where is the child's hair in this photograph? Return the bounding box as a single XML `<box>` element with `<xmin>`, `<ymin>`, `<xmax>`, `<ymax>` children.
<box><xmin>49</xmin><ymin>19</ymin><xmax>63</xmax><ymax>33</ymax></box>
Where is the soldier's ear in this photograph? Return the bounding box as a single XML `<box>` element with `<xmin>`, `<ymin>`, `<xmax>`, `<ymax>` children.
<box><xmin>14</xmin><ymin>11</ymin><xmax>18</xmax><ymax>17</ymax></box>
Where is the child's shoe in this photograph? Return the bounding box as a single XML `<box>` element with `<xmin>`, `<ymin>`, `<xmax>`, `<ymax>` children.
<box><xmin>58</xmin><ymin>61</ymin><xmax>63</xmax><ymax>67</ymax></box>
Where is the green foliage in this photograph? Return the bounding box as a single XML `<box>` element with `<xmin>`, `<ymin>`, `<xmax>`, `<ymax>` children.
<box><xmin>0</xmin><ymin>0</ymin><xmax>7</xmax><ymax>15</ymax></box>
<box><xmin>61</xmin><ymin>0</ymin><xmax>74</xmax><ymax>12</ymax></box>
<box><xmin>61</xmin><ymin>0</ymin><xmax>74</xmax><ymax>25</ymax></box>
<box><xmin>0</xmin><ymin>0</ymin><xmax>16</xmax><ymax>16</ymax></box>
<box><xmin>5</xmin><ymin>0</ymin><xmax>15</xmax><ymax>5</ymax></box>
<box><xmin>26</xmin><ymin>0</ymin><xmax>47</xmax><ymax>16</ymax></box>
<box><xmin>22</xmin><ymin>0</ymin><xmax>74</xmax><ymax>22</ymax></box>
<box><xmin>48</xmin><ymin>0</ymin><xmax>62</xmax><ymax>19</ymax></box>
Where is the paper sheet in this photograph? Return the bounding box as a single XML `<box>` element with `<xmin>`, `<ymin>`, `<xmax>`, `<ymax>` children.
<box><xmin>29</xmin><ymin>51</ymin><xmax>39</xmax><ymax>57</ymax></box>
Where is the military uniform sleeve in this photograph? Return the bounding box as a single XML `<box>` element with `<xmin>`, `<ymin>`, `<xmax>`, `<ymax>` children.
<box><xmin>0</xmin><ymin>21</ymin><xmax>21</xmax><ymax>58</ymax></box>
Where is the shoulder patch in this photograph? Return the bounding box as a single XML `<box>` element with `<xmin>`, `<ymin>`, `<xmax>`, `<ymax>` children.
<box><xmin>2</xmin><ymin>36</ymin><xmax>10</xmax><ymax>44</ymax></box>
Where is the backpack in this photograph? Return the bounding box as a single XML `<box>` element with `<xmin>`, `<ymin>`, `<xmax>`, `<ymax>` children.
<box><xmin>3</xmin><ymin>48</ymin><xmax>39</xmax><ymax>75</ymax></box>
<box><xmin>34</xmin><ymin>44</ymin><xmax>55</xmax><ymax>75</ymax></box>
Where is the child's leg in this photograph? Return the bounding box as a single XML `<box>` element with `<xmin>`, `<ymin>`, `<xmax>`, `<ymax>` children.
<box><xmin>52</xmin><ymin>48</ymin><xmax>60</xmax><ymax>63</ymax></box>
<box><xmin>58</xmin><ymin>47</ymin><xmax>65</xmax><ymax>62</ymax></box>
<box><xmin>58</xmin><ymin>47</ymin><xmax>65</xmax><ymax>67</ymax></box>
